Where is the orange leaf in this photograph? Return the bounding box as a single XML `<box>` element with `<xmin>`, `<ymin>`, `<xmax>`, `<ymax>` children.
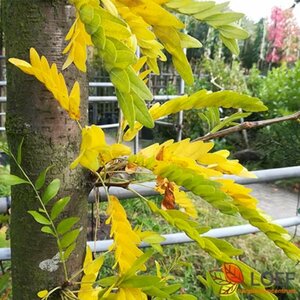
<box><xmin>222</xmin><ymin>263</ymin><xmax>244</xmax><ymax>284</ymax></box>
<box><xmin>125</xmin><ymin>162</ymin><xmax>138</xmax><ymax>174</ymax></box>
<box><xmin>156</xmin><ymin>146</ymin><xmax>165</xmax><ymax>161</ymax></box>
<box><xmin>162</xmin><ymin>182</ymin><xmax>175</xmax><ymax>210</ymax></box>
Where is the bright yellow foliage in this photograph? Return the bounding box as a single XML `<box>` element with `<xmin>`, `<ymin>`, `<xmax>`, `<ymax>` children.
<box><xmin>133</xmin><ymin>138</ymin><xmax>253</xmax><ymax>179</ymax></box>
<box><xmin>114</xmin><ymin>3</ymin><xmax>166</xmax><ymax>73</ymax></box>
<box><xmin>106</xmin><ymin>195</ymin><xmax>145</xmax><ymax>274</ymax></box>
<box><xmin>9</xmin><ymin>48</ymin><xmax>81</xmax><ymax>120</ymax></box>
<box><xmin>115</xmin><ymin>288</ymin><xmax>148</xmax><ymax>299</ymax></box>
<box><xmin>78</xmin><ymin>246</ymin><xmax>104</xmax><ymax>300</ymax></box>
<box><xmin>216</xmin><ymin>178</ymin><xmax>258</xmax><ymax>209</ymax></box>
<box><xmin>124</xmin><ymin>90</ymin><xmax>267</xmax><ymax>141</ymax></box>
<box><xmin>63</xmin><ymin>14</ymin><xmax>93</xmax><ymax>72</ymax></box>
<box><xmin>37</xmin><ymin>290</ymin><xmax>49</xmax><ymax>299</ymax></box>
<box><xmin>70</xmin><ymin>125</ymin><xmax>131</xmax><ymax>171</ymax></box>
<box><xmin>112</xmin><ymin>0</ymin><xmax>200</xmax><ymax>82</ymax></box>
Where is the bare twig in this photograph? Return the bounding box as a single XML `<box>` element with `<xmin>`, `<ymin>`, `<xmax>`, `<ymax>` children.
<box><xmin>193</xmin><ymin>111</ymin><xmax>300</xmax><ymax>142</ymax></box>
<box><xmin>210</xmin><ymin>76</ymin><xmax>224</xmax><ymax>91</ymax></box>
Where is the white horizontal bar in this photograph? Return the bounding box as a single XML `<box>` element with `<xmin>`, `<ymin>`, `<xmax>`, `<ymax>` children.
<box><xmin>89</xmin><ymin>82</ymin><xmax>113</xmax><ymax>87</ymax></box>
<box><xmin>1</xmin><ymin>216</ymin><xmax>299</xmax><ymax>260</ymax></box>
<box><xmin>99</xmin><ymin>123</ymin><xmax>120</xmax><ymax>129</ymax></box>
<box><xmin>87</xmin><ymin>166</ymin><xmax>300</xmax><ymax>202</ymax></box>
<box><xmin>0</xmin><ymin>81</ymin><xmax>114</xmax><ymax>87</ymax></box>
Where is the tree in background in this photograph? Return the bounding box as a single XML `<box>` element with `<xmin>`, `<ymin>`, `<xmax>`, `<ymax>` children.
<box><xmin>266</xmin><ymin>6</ymin><xmax>300</xmax><ymax>64</ymax></box>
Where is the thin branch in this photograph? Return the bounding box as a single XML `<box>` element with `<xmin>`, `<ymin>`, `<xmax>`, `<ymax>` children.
<box><xmin>193</xmin><ymin>111</ymin><xmax>300</xmax><ymax>142</ymax></box>
<box><xmin>210</xmin><ymin>76</ymin><xmax>224</xmax><ymax>91</ymax></box>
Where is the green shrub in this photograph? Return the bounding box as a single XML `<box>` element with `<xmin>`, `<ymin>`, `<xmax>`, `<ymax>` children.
<box><xmin>250</xmin><ymin>122</ymin><xmax>300</xmax><ymax>169</ymax></box>
<box><xmin>259</xmin><ymin>62</ymin><xmax>300</xmax><ymax>116</ymax></box>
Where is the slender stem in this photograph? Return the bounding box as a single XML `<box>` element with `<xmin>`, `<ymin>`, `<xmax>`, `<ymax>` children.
<box><xmin>116</xmin><ymin>110</ymin><xmax>124</xmax><ymax>144</ymax></box>
<box><xmin>76</xmin><ymin>120</ymin><xmax>83</xmax><ymax>131</ymax></box>
<box><xmin>127</xmin><ymin>187</ymin><xmax>149</xmax><ymax>204</ymax></box>
<box><xmin>10</xmin><ymin>153</ymin><xmax>69</xmax><ymax>281</ymax></box>
<box><xmin>94</xmin><ymin>172</ymin><xmax>110</xmax><ymax>201</ymax></box>
<box><xmin>93</xmin><ymin>188</ymin><xmax>100</xmax><ymax>250</ymax></box>
<box><xmin>193</xmin><ymin>111</ymin><xmax>300</xmax><ymax>142</ymax></box>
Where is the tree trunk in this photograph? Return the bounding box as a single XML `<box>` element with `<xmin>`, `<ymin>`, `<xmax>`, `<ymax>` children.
<box><xmin>3</xmin><ymin>1</ymin><xmax>89</xmax><ymax>299</ymax></box>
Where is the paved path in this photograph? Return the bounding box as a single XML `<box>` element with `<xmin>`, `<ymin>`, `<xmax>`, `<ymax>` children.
<box><xmin>246</xmin><ymin>183</ymin><xmax>300</xmax><ymax>235</ymax></box>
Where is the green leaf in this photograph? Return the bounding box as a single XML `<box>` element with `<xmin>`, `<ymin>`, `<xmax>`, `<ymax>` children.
<box><xmin>41</xmin><ymin>226</ymin><xmax>55</xmax><ymax>236</ymax></box>
<box><xmin>98</xmin><ymin>276</ymin><xmax>118</xmax><ymax>287</ymax></box>
<box><xmin>220</xmin><ymin>35</ymin><xmax>239</xmax><ymax>56</ymax></box>
<box><xmin>121</xmin><ymin>275</ymin><xmax>161</xmax><ymax>289</ymax></box>
<box><xmin>116</xmin><ymin>90</ymin><xmax>135</xmax><ymax>128</ymax></box>
<box><xmin>194</xmin><ymin>90</ymin><xmax>268</xmax><ymax>112</ymax></box>
<box><xmin>142</xmin><ymin>286</ymin><xmax>169</xmax><ymax>298</ymax></box>
<box><xmin>28</xmin><ymin>211</ymin><xmax>51</xmax><ymax>225</ymax></box>
<box><xmin>197</xmin><ymin>275</ymin><xmax>209</xmax><ymax>288</ymax></box>
<box><xmin>175</xmin><ymin>1</ymin><xmax>215</xmax><ymax>14</ymax></box>
<box><xmin>60</xmin><ymin>229</ymin><xmax>81</xmax><ymax>249</ymax></box>
<box><xmin>0</xmin><ymin>174</ymin><xmax>29</xmax><ymax>186</ymax></box>
<box><xmin>219</xmin><ymin>25</ymin><xmax>249</xmax><ymax>40</ymax></box>
<box><xmin>124</xmin><ymin>249</ymin><xmax>155</xmax><ymax>278</ymax></box>
<box><xmin>57</xmin><ymin>217</ymin><xmax>80</xmax><ymax>235</ymax></box>
<box><xmin>160</xmin><ymin>284</ymin><xmax>181</xmax><ymax>294</ymax></box>
<box><xmin>50</xmin><ymin>196</ymin><xmax>71</xmax><ymax>220</ymax></box>
<box><xmin>204</xmin><ymin>12</ymin><xmax>245</xmax><ymax>27</ymax></box>
<box><xmin>63</xmin><ymin>243</ymin><xmax>76</xmax><ymax>261</ymax></box>
<box><xmin>17</xmin><ymin>138</ymin><xmax>24</xmax><ymax>165</ymax></box>
<box><xmin>42</xmin><ymin>178</ymin><xmax>60</xmax><ymax>205</ymax></box>
<box><xmin>79</xmin><ymin>4</ymin><xmax>95</xmax><ymax>24</ymax></box>
<box><xmin>0</xmin><ymin>273</ymin><xmax>9</xmax><ymax>294</ymax></box>
<box><xmin>132</xmin><ymin>92</ymin><xmax>154</xmax><ymax>128</ymax></box>
<box><xmin>110</xmin><ymin>68</ymin><xmax>130</xmax><ymax>93</ymax></box>
<box><xmin>210</xmin><ymin>112</ymin><xmax>251</xmax><ymax>134</ymax></box>
<box><xmin>126</xmin><ymin>67</ymin><xmax>152</xmax><ymax>100</ymax></box>
<box><xmin>204</xmin><ymin>237</ymin><xmax>243</xmax><ymax>257</ymax></box>
<box><xmin>35</xmin><ymin>166</ymin><xmax>53</xmax><ymax>190</ymax></box>
<box><xmin>171</xmin><ymin>295</ymin><xmax>197</xmax><ymax>300</ymax></box>
<box><xmin>193</xmin><ymin>2</ymin><xmax>230</xmax><ymax>20</ymax></box>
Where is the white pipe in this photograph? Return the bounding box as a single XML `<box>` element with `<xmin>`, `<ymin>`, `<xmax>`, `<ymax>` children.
<box><xmin>0</xmin><ymin>81</ymin><xmax>114</xmax><ymax>87</ymax></box>
<box><xmin>1</xmin><ymin>216</ymin><xmax>299</xmax><ymax>260</ymax></box>
<box><xmin>89</xmin><ymin>82</ymin><xmax>113</xmax><ymax>87</ymax></box>
<box><xmin>1</xmin><ymin>167</ymin><xmax>300</xmax><ymax>212</ymax></box>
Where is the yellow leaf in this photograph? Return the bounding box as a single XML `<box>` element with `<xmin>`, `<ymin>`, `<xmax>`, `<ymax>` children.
<box><xmin>69</xmin><ymin>81</ymin><xmax>81</xmax><ymax>120</ymax></box>
<box><xmin>37</xmin><ymin>290</ymin><xmax>49</xmax><ymax>298</ymax></box>
<box><xmin>9</xmin><ymin>48</ymin><xmax>81</xmax><ymax>120</ymax></box>
<box><xmin>106</xmin><ymin>196</ymin><xmax>145</xmax><ymax>274</ymax></box>
<box><xmin>70</xmin><ymin>125</ymin><xmax>105</xmax><ymax>171</ymax></box>
<box><xmin>102</xmin><ymin>0</ymin><xmax>119</xmax><ymax>16</ymax></box>
<box><xmin>116</xmin><ymin>288</ymin><xmax>148</xmax><ymax>299</ymax></box>
<box><xmin>8</xmin><ymin>58</ymin><xmax>34</xmax><ymax>75</ymax></box>
<box><xmin>173</xmin><ymin>186</ymin><xmax>198</xmax><ymax>218</ymax></box>
<box><xmin>71</xmin><ymin>125</ymin><xmax>131</xmax><ymax>171</ymax></box>
<box><xmin>63</xmin><ymin>16</ymin><xmax>92</xmax><ymax>72</ymax></box>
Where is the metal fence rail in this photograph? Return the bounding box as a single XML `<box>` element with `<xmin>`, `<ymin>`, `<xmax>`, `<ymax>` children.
<box><xmin>1</xmin><ymin>81</ymin><xmax>300</xmax><ymax>261</ymax></box>
<box><xmin>0</xmin><ymin>166</ymin><xmax>299</xmax><ymax>260</ymax></box>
